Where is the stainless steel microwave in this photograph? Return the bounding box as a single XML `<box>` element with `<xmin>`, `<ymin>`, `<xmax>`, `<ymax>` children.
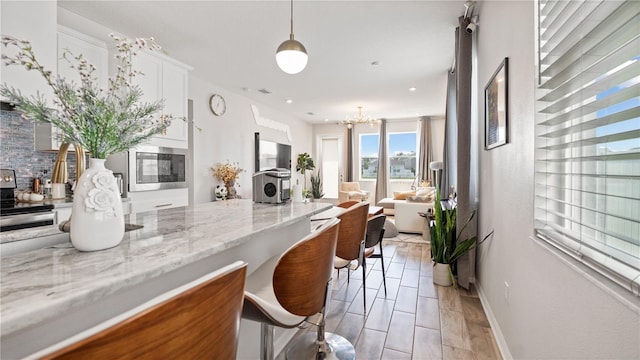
<box><xmin>128</xmin><ymin>146</ymin><xmax>188</xmax><ymax>192</ymax></box>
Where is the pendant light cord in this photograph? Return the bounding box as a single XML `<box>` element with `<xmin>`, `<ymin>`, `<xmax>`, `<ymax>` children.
<box><xmin>290</xmin><ymin>0</ymin><xmax>294</xmax><ymax>39</ymax></box>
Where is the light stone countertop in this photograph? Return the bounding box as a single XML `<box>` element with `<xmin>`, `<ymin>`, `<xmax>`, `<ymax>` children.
<box><xmin>0</xmin><ymin>197</ymin><xmax>131</xmax><ymax>244</ymax></box>
<box><xmin>0</xmin><ymin>199</ymin><xmax>332</xmax><ymax>338</ymax></box>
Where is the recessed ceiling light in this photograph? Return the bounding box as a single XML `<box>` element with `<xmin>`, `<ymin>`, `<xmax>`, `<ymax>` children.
<box><xmin>324</xmin><ymin>118</ymin><xmax>329</xmax><ymax>122</ymax></box>
<box><xmin>285</xmin><ymin>99</ymin><xmax>293</xmax><ymax>104</ymax></box>
<box><xmin>409</xmin><ymin>87</ymin><xmax>417</xmax><ymax>92</ymax></box>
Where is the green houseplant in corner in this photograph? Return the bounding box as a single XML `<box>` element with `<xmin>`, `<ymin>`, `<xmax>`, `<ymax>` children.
<box><xmin>310</xmin><ymin>171</ymin><xmax>324</xmax><ymax>200</ymax></box>
<box><xmin>430</xmin><ymin>189</ymin><xmax>493</xmax><ymax>287</ymax></box>
<box><xmin>296</xmin><ymin>152</ymin><xmax>315</xmax><ymax>197</ymax></box>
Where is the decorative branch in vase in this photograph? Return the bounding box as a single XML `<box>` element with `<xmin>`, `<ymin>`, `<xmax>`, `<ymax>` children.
<box><xmin>0</xmin><ymin>33</ymin><xmax>175</xmax><ymax>251</ymax></box>
<box><xmin>212</xmin><ymin>161</ymin><xmax>244</xmax><ymax>199</ymax></box>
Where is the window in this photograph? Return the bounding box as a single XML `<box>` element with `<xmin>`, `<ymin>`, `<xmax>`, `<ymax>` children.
<box><xmin>360</xmin><ymin>133</ymin><xmax>379</xmax><ymax>179</ymax></box>
<box><xmin>389</xmin><ymin>132</ymin><xmax>417</xmax><ymax>180</ymax></box>
<box><xmin>359</xmin><ymin>132</ymin><xmax>417</xmax><ymax>180</ymax></box>
<box><xmin>535</xmin><ymin>0</ymin><xmax>639</xmax><ymax>295</ymax></box>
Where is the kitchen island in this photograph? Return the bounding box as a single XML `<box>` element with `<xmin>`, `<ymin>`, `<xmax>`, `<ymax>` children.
<box><xmin>1</xmin><ymin>199</ymin><xmax>332</xmax><ymax>359</ymax></box>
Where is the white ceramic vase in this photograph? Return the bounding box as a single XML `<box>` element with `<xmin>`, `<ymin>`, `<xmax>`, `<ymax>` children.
<box><xmin>292</xmin><ymin>184</ymin><xmax>304</xmax><ymax>202</ymax></box>
<box><xmin>70</xmin><ymin>158</ymin><xmax>124</xmax><ymax>251</ymax></box>
<box><xmin>433</xmin><ymin>263</ymin><xmax>453</xmax><ymax>287</ymax></box>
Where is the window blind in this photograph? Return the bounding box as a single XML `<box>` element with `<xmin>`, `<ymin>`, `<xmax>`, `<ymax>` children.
<box><xmin>535</xmin><ymin>0</ymin><xmax>640</xmax><ymax>295</ymax></box>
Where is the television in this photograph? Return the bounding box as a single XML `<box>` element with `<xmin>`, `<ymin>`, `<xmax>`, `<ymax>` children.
<box><xmin>254</xmin><ymin>133</ymin><xmax>291</xmax><ymax>172</ymax></box>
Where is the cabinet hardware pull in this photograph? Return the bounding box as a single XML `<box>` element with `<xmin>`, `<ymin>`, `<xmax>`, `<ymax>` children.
<box><xmin>154</xmin><ymin>203</ymin><xmax>173</xmax><ymax>208</ymax></box>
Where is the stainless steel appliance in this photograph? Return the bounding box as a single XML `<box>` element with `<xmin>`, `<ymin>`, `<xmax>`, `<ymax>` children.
<box><xmin>0</xmin><ymin>169</ymin><xmax>56</xmax><ymax>232</ymax></box>
<box><xmin>106</xmin><ymin>146</ymin><xmax>188</xmax><ymax>194</ymax></box>
<box><xmin>253</xmin><ymin>169</ymin><xmax>291</xmax><ymax>204</ymax></box>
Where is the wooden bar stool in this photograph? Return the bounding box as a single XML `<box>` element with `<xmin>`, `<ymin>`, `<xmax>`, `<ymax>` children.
<box><xmin>34</xmin><ymin>261</ymin><xmax>248</xmax><ymax>360</ymax></box>
<box><xmin>242</xmin><ymin>217</ymin><xmax>355</xmax><ymax>360</ymax></box>
<box><xmin>334</xmin><ymin>201</ymin><xmax>370</xmax><ymax>313</ymax></box>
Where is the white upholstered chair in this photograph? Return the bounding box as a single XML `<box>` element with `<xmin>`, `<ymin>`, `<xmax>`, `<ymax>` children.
<box><xmin>338</xmin><ymin>182</ymin><xmax>369</xmax><ymax>203</ymax></box>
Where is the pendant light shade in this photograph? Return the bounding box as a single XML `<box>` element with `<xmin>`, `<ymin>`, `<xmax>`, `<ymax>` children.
<box><xmin>276</xmin><ymin>0</ymin><xmax>307</xmax><ymax>74</ymax></box>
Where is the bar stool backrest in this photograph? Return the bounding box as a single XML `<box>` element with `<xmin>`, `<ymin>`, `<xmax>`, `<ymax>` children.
<box><xmin>273</xmin><ymin>217</ymin><xmax>340</xmax><ymax>317</ymax></box>
<box><xmin>365</xmin><ymin>214</ymin><xmax>387</xmax><ymax>248</ymax></box>
<box><xmin>335</xmin><ymin>201</ymin><xmax>370</xmax><ymax>261</ymax></box>
<box><xmin>38</xmin><ymin>261</ymin><xmax>248</xmax><ymax>360</ymax></box>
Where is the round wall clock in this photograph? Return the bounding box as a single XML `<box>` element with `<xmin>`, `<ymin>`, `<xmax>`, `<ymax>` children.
<box><xmin>209</xmin><ymin>94</ymin><xmax>226</xmax><ymax>116</ymax></box>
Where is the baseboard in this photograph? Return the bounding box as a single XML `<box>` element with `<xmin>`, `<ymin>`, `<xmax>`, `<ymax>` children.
<box><xmin>476</xmin><ymin>282</ymin><xmax>514</xmax><ymax>360</ymax></box>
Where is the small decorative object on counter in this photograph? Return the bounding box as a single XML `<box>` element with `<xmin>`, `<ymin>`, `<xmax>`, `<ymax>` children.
<box><xmin>212</xmin><ymin>161</ymin><xmax>244</xmax><ymax>200</ymax></box>
<box><xmin>1</xmin><ymin>34</ymin><xmax>172</xmax><ymax>251</ymax></box>
<box><xmin>215</xmin><ymin>185</ymin><xmax>227</xmax><ymax>200</ymax></box>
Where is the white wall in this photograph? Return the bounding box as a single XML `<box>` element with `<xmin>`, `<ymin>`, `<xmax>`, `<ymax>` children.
<box><xmin>312</xmin><ymin>117</ymin><xmax>445</xmax><ymax>198</ymax></box>
<box><xmin>476</xmin><ymin>2</ymin><xmax>639</xmax><ymax>359</ymax></box>
<box><xmin>189</xmin><ymin>78</ymin><xmax>312</xmax><ymax>202</ymax></box>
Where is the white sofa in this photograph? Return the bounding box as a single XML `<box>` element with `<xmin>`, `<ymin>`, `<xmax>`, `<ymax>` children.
<box><xmin>376</xmin><ymin>187</ymin><xmax>435</xmax><ymax>234</ymax></box>
<box><xmin>394</xmin><ymin>201</ymin><xmax>433</xmax><ymax>234</ymax></box>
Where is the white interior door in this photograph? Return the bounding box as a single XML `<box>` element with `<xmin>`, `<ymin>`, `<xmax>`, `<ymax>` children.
<box><xmin>320</xmin><ymin>137</ymin><xmax>341</xmax><ymax>199</ymax></box>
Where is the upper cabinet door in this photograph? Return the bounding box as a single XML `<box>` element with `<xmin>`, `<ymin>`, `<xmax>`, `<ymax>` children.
<box><xmin>35</xmin><ymin>26</ymin><xmax>109</xmax><ymax>151</ymax></box>
<box><xmin>130</xmin><ymin>50</ymin><xmax>191</xmax><ymax>148</ymax></box>
<box><xmin>160</xmin><ymin>61</ymin><xmax>189</xmax><ymax>142</ymax></box>
<box><xmin>131</xmin><ymin>51</ymin><xmax>163</xmax><ymax>106</ymax></box>
<box><xmin>0</xmin><ymin>1</ymin><xmax>57</xmax><ymax>105</ymax></box>
<box><xmin>57</xmin><ymin>26</ymin><xmax>109</xmax><ymax>90</ymax></box>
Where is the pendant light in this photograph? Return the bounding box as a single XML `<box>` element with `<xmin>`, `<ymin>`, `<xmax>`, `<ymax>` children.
<box><xmin>276</xmin><ymin>0</ymin><xmax>307</xmax><ymax>74</ymax></box>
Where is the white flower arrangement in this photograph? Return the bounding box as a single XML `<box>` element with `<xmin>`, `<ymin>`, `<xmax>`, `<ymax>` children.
<box><xmin>0</xmin><ymin>33</ymin><xmax>173</xmax><ymax>159</ymax></box>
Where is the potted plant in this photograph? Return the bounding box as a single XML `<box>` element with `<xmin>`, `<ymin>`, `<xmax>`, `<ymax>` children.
<box><xmin>310</xmin><ymin>171</ymin><xmax>324</xmax><ymax>200</ymax></box>
<box><xmin>430</xmin><ymin>189</ymin><xmax>493</xmax><ymax>287</ymax></box>
<box><xmin>295</xmin><ymin>152</ymin><xmax>315</xmax><ymax>196</ymax></box>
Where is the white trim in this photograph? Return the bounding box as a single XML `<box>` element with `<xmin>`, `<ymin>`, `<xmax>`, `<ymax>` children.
<box><xmin>251</xmin><ymin>104</ymin><xmax>293</xmax><ymax>142</ymax></box>
<box><xmin>476</xmin><ymin>282</ymin><xmax>514</xmax><ymax>360</ymax></box>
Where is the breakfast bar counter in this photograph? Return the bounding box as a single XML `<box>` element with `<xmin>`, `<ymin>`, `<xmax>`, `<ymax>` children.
<box><xmin>1</xmin><ymin>199</ymin><xmax>332</xmax><ymax>359</ymax></box>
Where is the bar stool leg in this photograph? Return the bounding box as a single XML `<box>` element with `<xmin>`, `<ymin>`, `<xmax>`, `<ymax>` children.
<box><xmin>285</xmin><ymin>280</ymin><xmax>355</xmax><ymax>360</ymax></box>
<box><xmin>261</xmin><ymin>323</ymin><xmax>275</xmax><ymax>360</ymax></box>
<box><xmin>285</xmin><ymin>307</ymin><xmax>355</xmax><ymax>360</ymax></box>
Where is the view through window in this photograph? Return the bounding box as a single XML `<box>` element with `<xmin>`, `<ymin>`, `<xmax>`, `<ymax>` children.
<box><xmin>360</xmin><ymin>132</ymin><xmax>417</xmax><ymax>180</ymax></box>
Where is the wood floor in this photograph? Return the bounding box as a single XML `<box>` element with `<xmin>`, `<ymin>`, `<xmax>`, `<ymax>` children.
<box><xmin>282</xmin><ymin>234</ymin><xmax>502</xmax><ymax>360</ymax></box>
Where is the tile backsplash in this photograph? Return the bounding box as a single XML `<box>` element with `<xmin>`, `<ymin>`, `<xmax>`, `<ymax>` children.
<box><xmin>0</xmin><ymin>109</ymin><xmax>79</xmax><ymax>190</ymax></box>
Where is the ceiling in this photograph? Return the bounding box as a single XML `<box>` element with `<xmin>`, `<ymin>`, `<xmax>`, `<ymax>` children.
<box><xmin>58</xmin><ymin>0</ymin><xmax>467</xmax><ymax>123</ymax></box>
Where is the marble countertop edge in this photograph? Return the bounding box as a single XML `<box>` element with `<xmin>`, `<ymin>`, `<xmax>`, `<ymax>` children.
<box><xmin>0</xmin><ymin>200</ymin><xmax>333</xmax><ymax>337</ymax></box>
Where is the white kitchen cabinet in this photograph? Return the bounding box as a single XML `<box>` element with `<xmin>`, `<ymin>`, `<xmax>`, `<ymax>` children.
<box><xmin>128</xmin><ymin>188</ymin><xmax>188</xmax><ymax>214</ymax></box>
<box><xmin>0</xmin><ymin>1</ymin><xmax>57</xmax><ymax>105</ymax></box>
<box><xmin>35</xmin><ymin>26</ymin><xmax>109</xmax><ymax>151</ymax></box>
<box><xmin>131</xmin><ymin>51</ymin><xmax>191</xmax><ymax>149</ymax></box>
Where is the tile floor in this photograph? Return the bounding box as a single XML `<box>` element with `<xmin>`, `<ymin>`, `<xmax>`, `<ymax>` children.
<box><xmin>280</xmin><ymin>231</ymin><xmax>502</xmax><ymax>360</ymax></box>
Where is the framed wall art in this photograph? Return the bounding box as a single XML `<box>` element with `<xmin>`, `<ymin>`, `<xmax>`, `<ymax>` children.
<box><xmin>485</xmin><ymin>57</ymin><xmax>508</xmax><ymax>150</ymax></box>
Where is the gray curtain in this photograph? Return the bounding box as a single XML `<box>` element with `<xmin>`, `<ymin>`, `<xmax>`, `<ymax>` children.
<box><xmin>442</xmin><ymin>67</ymin><xmax>457</xmax><ymax>199</ymax></box>
<box><xmin>345</xmin><ymin>126</ymin><xmax>354</xmax><ymax>182</ymax></box>
<box><xmin>418</xmin><ymin>117</ymin><xmax>433</xmax><ymax>186</ymax></box>
<box><xmin>375</xmin><ymin>119</ymin><xmax>388</xmax><ymax>203</ymax></box>
<box><xmin>455</xmin><ymin>16</ymin><xmax>477</xmax><ymax>290</ymax></box>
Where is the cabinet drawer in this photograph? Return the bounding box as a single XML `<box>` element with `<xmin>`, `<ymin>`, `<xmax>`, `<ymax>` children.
<box><xmin>128</xmin><ymin>188</ymin><xmax>188</xmax><ymax>214</ymax></box>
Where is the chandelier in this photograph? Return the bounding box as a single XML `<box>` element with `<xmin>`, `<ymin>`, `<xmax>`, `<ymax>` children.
<box><xmin>339</xmin><ymin>106</ymin><xmax>378</xmax><ymax>128</ymax></box>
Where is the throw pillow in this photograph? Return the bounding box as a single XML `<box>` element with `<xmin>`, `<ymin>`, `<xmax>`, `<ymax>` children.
<box><xmin>393</xmin><ymin>190</ymin><xmax>416</xmax><ymax>200</ymax></box>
